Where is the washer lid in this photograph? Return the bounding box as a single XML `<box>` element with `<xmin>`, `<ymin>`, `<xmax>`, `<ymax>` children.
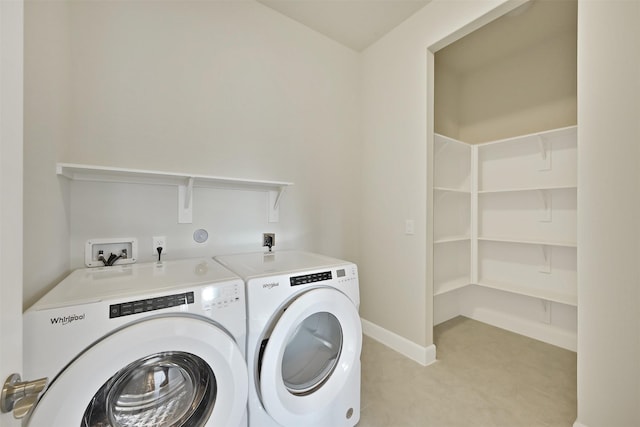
<box><xmin>30</xmin><ymin>258</ymin><xmax>241</xmax><ymax>310</ymax></box>
<box><xmin>26</xmin><ymin>315</ymin><xmax>248</xmax><ymax>427</ymax></box>
<box><xmin>215</xmin><ymin>251</ymin><xmax>349</xmax><ymax>280</ymax></box>
<box><xmin>258</xmin><ymin>288</ymin><xmax>362</xmax><ymax>426</ymax></box>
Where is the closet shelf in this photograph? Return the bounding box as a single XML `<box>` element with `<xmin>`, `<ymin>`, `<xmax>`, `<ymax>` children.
<box><xmin>476</xmin><ymin>281</ymin><xmax>577</xmax><ymax>307</ymax></box>
<box><xmin>475</xmin><ymin>125</ymin><xmax>577</xmax><ymax>148</ymax></box>
<box><xmin>478</xmin><ymin>185</ymin><xmax>576</xmax><ymax>194</ymax></box>
<box><xmin>434</xmin><ymin>277</ymin><xmax>472</xmax><ymax>296</ymax></box>
<box><xmin>432</xmin><ymin>125</ymin><xmax>577</xmax><ymax>310</ymax></box>
<box><xmin>434</xmin><ymin>133</ymin><xmax>469</xmax><ymax>156</ymax></box>
<box><xmin>56</xmin><ymin>163</ymin><xmax>294</xmax><ymax>224</ymax></box>
<box><xmin>434</xmin><ymin>186</ymin><xmax>470</xmax><ymax>194</ymax></box>
<box><xmin>434</xmin><ymin>236</ymin><xmax>470</xmax><ymax>244</ymax></box>
<box><xmin>478</xmin><ymin>237</ymin><xmax>577</xmax><ymax>248</ymax></box>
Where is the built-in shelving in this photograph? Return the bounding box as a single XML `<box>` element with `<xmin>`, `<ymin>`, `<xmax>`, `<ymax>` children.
<box><xmin>435</xmin><ymin>277</ymin><xmax>471</xmax><ymax>296</ymax></box>
<box><xmin>433</xmin><ymin>134</ymin><xmax>472</xmax><ymax>297</ymax></box>
<box><xmin>478</xmin><ymin>185</ymin><xmax>576</xmax><ymax>194</ymax></box>
<box><xmin>477</xmin><ymin>281</ymin><xmax>577</xmax><ymax>307</ymax></box>
<box><xmin>431</xmin><ymin>126</ymin><xmax>577</xmax><ymax>307</ymax></box>
<box><xmin>477</xmin><ymin>237</ymin><xmax>576</xmax><ymax>248</ymax></box>
<box><xmin>434</xmin><ymin>236</ymin><xmax>470</xmax><ymax>244</ymax></box>
<box><xmin>434</xmin><ymin>186</ymin><xmax>470</xmax><ymax>194</ymax></box>
<box><xmin>57</xmin><ymin>163</ymin><xmax>294</xmax><ymax>224</ymax></box>
<box><xmin>478</xmin><ymin>126</ymin><xmax>577</xmax><ymax>192</ymax></box>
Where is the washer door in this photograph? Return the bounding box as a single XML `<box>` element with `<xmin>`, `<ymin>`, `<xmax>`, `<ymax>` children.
<box><xmin>258</xmin><ymin>288</ymin><xmax>361</xmax><ymax>426</ymax></box>
<box><xmin>26</xmin><ymin>315</ymin><xmax>247</xmax><ymax>427</ymax></box>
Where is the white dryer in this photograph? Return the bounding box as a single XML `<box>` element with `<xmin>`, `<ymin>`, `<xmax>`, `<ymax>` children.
<box><xmin>22</xmin><ymin>258</ymin><xmax>248</xmax><ymax>427</ymax></box>
<box><xmin>214</xmin><ymin>250</ymin><xmax>361</xmax><ymax>427</ymax></box>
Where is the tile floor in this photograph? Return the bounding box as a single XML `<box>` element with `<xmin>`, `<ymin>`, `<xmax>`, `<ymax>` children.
<box><xmin>358</xmin><ymin>316</ymin><xmax>577</xmax><ymax>427</ymax></box>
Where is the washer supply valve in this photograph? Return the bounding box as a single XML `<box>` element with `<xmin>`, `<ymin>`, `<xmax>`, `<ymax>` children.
<box><xmin>98</xmin><ymin>249</ymin><xmax>127</xmax><ymax>266</ymax></box>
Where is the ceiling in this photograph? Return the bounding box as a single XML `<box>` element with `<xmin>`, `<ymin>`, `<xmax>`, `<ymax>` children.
<box><xmin>436</xmin><ymin>0</ymin><xmax>577</xmax><ymax>74</ymax></box>
<box><xmin>256</xmin><ymin>0</ymin><xmax>577</xmax><ymax>64</ymax></box>
<box><xmin>256</xmin><ymin>0</ymin><xmax>431</xmax><ymax>51</ymax></box>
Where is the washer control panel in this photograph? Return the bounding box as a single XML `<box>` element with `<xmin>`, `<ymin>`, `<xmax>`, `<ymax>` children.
<box><xmin>109</xmin><ymin>291</ymin><xmax>195</xmax><ymax>318</ymax></box>
<box><xmin>204</xmin><ymin>283</ymin><xmax>242</xmax><ymax>310</ymax></box>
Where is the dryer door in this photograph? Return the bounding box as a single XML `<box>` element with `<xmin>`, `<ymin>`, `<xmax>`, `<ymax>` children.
<box><xmin>25</xmin><ymin>315</ymin><xmax>247</xmax><ymax>427</ymax></box>
<box><xmin>258</xmin><ymin>288</ymin><xmax>362</xmax><ymax>426</ymax></box>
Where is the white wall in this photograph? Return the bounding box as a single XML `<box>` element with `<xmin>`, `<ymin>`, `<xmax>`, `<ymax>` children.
<box><xmin>360</xmin><ymin>0</ymin><xmax>518</xmax><ymax>348</ymax></box>
<box><xmin>434</xmin><ymin>60</ymin><xmax>460</xmax><ymax>139</ymax></box>
<box><xmin>25</xmin><ymin>1</ymin><xmax>361</xmax><ymax>283</ymax></box>
<box><xmin>435</xmin><ymin>1</ymin><xmax>577</xmax><ymax>144</ymax></box>
<box><xmin>576</xmin><ymin>0</ymin><xmax>640</xmax><ymax>425</ymax></box>
<box><xmin>1</xmin><ymin>1</ymin><xmax>24</xmax><ymax>425</ymax></box>
<box><xmin>23</xmin><ymin>1</ymin><xmax>71</xmax><ymax>308</ymax></box>
<box><xmin>457</xmin><ymin>30</ymin><xmax>577</xmax><ymax>143</ymax></box>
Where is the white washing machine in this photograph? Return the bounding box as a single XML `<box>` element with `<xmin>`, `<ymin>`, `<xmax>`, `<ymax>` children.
<box><xmin>22</xmin><ymin>258</ymin><xmax>248</xmax><ymax>427</ymax></box>
<box><xmin>214</xmin><ymin>250</ymin><xmax>361</xmax><ymax>427</ymax></box>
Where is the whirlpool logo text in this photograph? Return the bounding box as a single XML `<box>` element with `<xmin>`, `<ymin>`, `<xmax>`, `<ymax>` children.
<box><xmin>262</xmin><ymin>282</ymin><xmax>279</xmax><ymax>290</ymax></box>
<box><xmin>50</xmin><ymin>313</ymin><xmax>85</xmax><ymax>326</ymax></box>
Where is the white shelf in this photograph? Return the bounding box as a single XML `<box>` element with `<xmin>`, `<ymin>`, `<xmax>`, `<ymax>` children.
<box><xmin>478</xmin><ymin>126</ymin><xmax>577</xmax><ymax>190</ymax></box>
<box><xmin>57</xmin><ymin>163</ymin><xmax>293</xmax><ymax>189</ymax></box>
<box><xmin>57</xmin><ymin>163</ymin><xmax>294</xmax><ymax>224</ymax></box>
<box><xmin>434</xmin><ymin>236</ymin><xmax>470</xmax><ymax>244</ymax></box>
<box><xmin>434</xmin><ymin>133</ymin><xmax>469</xmax><ymax>155</ymax></box>
<box><xmin>435</xmin><ymin>277</ymin><xmax>472</xmax><ymax>296</ymax></box>
<box><xmin>478</xmin><ymin>185</ymin><xmax>576</xmax><ymax>194</ymax></box>
<box><xmin>478</xmin><ymin>237</ymin><xmax>576</xmax><ymax>248</ymax></box>
<box><xmin>475</xmin><ymin>125</ymin><xmax>577</xmax><ymax>148</ymax></box>
<box><xmin>432</xmin><ymin>125</ymin><xmax>577</xmax><ymax>309</ymax></box>
<box><xmin>476</xmin><ymin>281</ymin><xmax>577</xmax><ymax>307</ymax></box>
<box><xmin>434</xmin><ymin>186</ymin><xmax>470</xmax><ymax>194</ymax></box>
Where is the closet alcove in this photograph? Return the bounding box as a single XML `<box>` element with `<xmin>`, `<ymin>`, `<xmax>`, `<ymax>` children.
<box><xmin>431</xmin><ymin>0</ymin><xmax>578</xmax><ymax>351</ymax></box>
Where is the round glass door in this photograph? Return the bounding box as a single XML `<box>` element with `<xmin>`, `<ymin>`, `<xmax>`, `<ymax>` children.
<box><xmin>82</xmin><ymin>352</ymin><xmax>216</xmax><ymax>427</ymax></box>
<box><xmin>258</xmin><ymin>288</ymin><xmax>362</xmax><ymax>426</ymax></box>
<box><xmin>25</xmin><ymin>316</ymin><xmax>247</xmax><ymax>427</ymax></box>
<box><xmin>281</xmin><ymin>312</ymin><xmax>342</xmax><ymax>395</ymax></box>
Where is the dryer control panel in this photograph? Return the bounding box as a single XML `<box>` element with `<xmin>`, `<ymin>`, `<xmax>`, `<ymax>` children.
<box><xmin>290</xmin><ymin>271</ymin><xmax>332</xmax><ymax>286</ymax></box>
<box><xmin>289</xmin><ymin>265</ymin><xmax>358</xmax><ymax>287</ymax></box>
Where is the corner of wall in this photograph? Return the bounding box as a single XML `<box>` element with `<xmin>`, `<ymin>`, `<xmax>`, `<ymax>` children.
<box><xmin>361</xmin><ymin>318</ymin><xmax>436</xmax><ymax>366</ymax></box>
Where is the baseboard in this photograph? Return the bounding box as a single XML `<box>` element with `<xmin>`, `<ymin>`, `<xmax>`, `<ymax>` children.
<box><xmin>573</xmin><ymin>421</ymin><xmax>587</xmax><ymax>427</ymax></box>
<box><xmin>464</xmin><ymin>307</ymin><xmax>577</xmax><ymax>352</ymax></box>
<box><xmin>361</xmin><ymin>318</ymin><xmax>436</xmax><ymax>366</ymax></box>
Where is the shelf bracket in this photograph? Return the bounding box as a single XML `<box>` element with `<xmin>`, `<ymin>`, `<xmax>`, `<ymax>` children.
<box><xmin>178</xmin><ymin>177</ymin><xmax>194</xmax><ymax>224</ymax></box>
<box><xmin>268</xmin><ymin>186</ymin><xmax>286</xmax><ymax>223</ymax></box>
<box><xmin>435</xmin><ymin>139</ymin><xmax>449</xmax><ymax>157</ymax></box>
<box><xmin>539</xmin><ymin>299</ymin><xmax>552</xmax><ymax>324</ymax></box>
<box><xmin>535</xmin><ymin>189</ymin><xmax>552</xmax><ymax>222</ymax></box>
<box><xmin>536</xmin><ymin>135</ymin><xmax>552</xmax><ymax>171</ymax></box>
<box><xmin>539</xmin><ymin>245</ymin><xmax>551</xmax><ymax>274</ymax></box>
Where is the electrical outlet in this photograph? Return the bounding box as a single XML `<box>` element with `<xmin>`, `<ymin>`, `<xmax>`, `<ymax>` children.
<box><xmin>263</xmin><ymin>233</ymin><xmax>275</xmax><ymax>249</ymax></box>
<box><xmin>153</xmin><ymin>236</ymin><xmax>167</xmax><ymax>255</ymax></box>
